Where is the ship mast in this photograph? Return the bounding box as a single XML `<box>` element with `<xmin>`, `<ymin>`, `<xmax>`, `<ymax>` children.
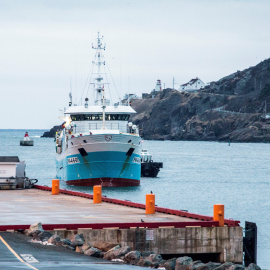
<box><xmin>92</xmin><ymin>32</ymin><xmax>107</xmax><ymax>130</ymax></box>
<box><xmin>92</xmin><ymin>32</ymin><xmax>106</xmax><ymax>106</ymax></box>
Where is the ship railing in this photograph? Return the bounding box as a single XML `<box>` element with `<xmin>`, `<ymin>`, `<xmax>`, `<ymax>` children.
<box><xmin>72</xmin><ymin>123</ymin><xmax>120</xmax><ymax>134</ymax></box>
<box><xmin>89</xmin><ymin>123</ymin><xmax>120</xmax><ymax>130</ymax></box>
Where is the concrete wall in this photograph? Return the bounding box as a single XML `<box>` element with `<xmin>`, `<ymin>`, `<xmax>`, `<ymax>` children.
<box><xmin>56</xmin><ymin>226</ymin><xmax>243</xmax><ymax>263</ymax></box>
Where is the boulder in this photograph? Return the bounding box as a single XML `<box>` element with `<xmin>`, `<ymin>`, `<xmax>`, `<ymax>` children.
<box><xmin>197</xmin><ymin>262</ymin><xmax>221</xmax><ymax>270</ymax></box>
<box><xmin>145</xmin><ymin>253</ymin><xmax>164</xmax><ymax>268</ymax></box>
<box><xmin>30</xmin><ymin>222</ymin><xmax>44</xmax><ymax>231</ymax></box>
<box><xmin>70</xmin><ymin>234</ymin><xmax>85</xmax><ymax>247</ymax></box>
<box><xmin>161</xmin><ymin>257</ymin><xmax>177</xmax><ymax>270</ymax></box>
<box><xmin>175</xmin><ymin>256</ymin><xmax>193</xmax><ymax>270</ymax></box>
<box><xmin>106</xmin><ymin>244</ymin><xmax>121</xmax><ymax>252</ymax></box>
<box><xmin>27</xmin><ymin>229</ymin><xmax>43</xmax><ymax>237</ymax></box>
<box><xmin>26</xmin><ymin>222</ymin><xmax>44</xmax><ymax>236</ymax></box>
<box><xmin>48</xmin><ymin>235</ymin><xmax>61</xmax><ymax>245</ymax></box>
<box><xmin>141</xmin><ymin>251</ymin><xmax>155</xmax><ymax>257</ymax></box>
<box><xmin>246</xmin><ymin>263</ymin><xmax>261</xmax><ymax>270</ymax></box>
<box><xmin>228</xmin><ymin>265</ymin><xmax>245</xmax><ymax>270</ymax></box>
<box><xmin>136</xmin><ymin>257</ymin><xmax>152</xmax><ymax>267</ymax></box>
<box><xmin>81</xmin><ymin>242</ymin><xmax>91</xmax><ymax>252</ymax></box>
<box><xmin>189</xmin><ymin>260</ymin><xmax>205</xmax><ymax>270</ymax></box>
<box><xmin>64</xmin><ymin>245</ymin><xmax>76</xmax><ymax>251</ymax></box>
<box><xmin>214</xmin><ymin>262</ymin><xmax>234</xmax><ymax>270</ymax></box>
<box><xmin>33</xmin><ymin>231</ymin><xmax>53</xmax><ymax>242</ymax></box>
<box><xmin>91</xmin><ymin>241</ymin><xmax>119</xmax><ymax>252</ymax></box>
<box><xmin>60</xmin><ymin>239</ymin><xmax>71</xmax><ymax>246</ymax></box>
<box><xmin>75</xmin><ymin>246</ymin><xmax>83</xmax><ymax>253</ymax></box>
<box><xmin>124</xmin><ymin>251</ymin><xmax>141</xmax><ymax>265</ymax></box>
<box><xmin>103</xmin><ymin>246</ymin><xmax>131</xmax><ymax>260</ymax></box>
<box><xmin>84</xmin><ymin>247</ymin><xmax>103</xmax><ymax>257</ymax></box>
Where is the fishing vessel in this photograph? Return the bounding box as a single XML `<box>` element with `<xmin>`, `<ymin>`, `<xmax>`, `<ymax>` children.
<box><xmin>55</xmin><ymin>33</ymin><xmax>141</xmax><ymax>187</ymax></box>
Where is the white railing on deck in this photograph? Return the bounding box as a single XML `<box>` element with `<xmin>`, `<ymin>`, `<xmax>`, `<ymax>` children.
<box><xmin>89</xmin><ymin>123</ymin><xmax>120</xmax><ymax>130</ymax></box>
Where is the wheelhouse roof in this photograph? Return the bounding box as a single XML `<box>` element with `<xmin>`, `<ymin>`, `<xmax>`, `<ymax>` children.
<box><xmin>64</xmin><ymin>105</ymin><xmax>136</xmax><ymax>115</ymax></box>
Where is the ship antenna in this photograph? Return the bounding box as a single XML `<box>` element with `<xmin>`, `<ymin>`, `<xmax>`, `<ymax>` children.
<box><xmin>92</xmin><ymin>32</ymin><xmax>107</xmax><ymax>129</ymax></box>
<box><xmin>102</xmin><ymin>87</ymin><xmax>106</xmax><ymax>130</ymax></box>
<box><xmin>92</xmin><ymin>32</ymin><xmax>106</xmax><ymax>106</ymax></box>
<box><xmin>69</xmin><ymin>77</ymin><xmax>72</xmax><ymax>107</ymax></box>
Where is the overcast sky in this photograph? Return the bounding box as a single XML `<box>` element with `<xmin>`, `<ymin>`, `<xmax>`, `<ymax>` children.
<box><xmin>1</xmin><ymin>0</ymin><xmax>270</xmax><ymax>129</ymax></box>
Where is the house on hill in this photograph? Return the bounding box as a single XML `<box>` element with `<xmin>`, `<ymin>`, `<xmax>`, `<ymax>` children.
<box><xmin>179</xmin><ymin>77</ymin><xmax>205</xmax><ymax>92</ymax></box>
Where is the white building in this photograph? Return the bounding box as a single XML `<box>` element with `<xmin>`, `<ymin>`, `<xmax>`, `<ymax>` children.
<box><xmin>155</xmin><ymin>79</ymin><xmax>162</xmax><ymax>92</ymax></box>
<box><xmin>179</xmin><ymin>77</ymin><xmax>205</xmax><ymax>92</ymax></box>
<box><xmin>123</xmin><ymin>93</ymin><xmax>139</xmax><ymax>100</ymax></box>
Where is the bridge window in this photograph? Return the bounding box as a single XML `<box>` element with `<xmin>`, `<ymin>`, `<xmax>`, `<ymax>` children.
<box><xmin>70</xmin><ymin>114</ymin><xmax>130</xmax><ymax>121</ymax></box>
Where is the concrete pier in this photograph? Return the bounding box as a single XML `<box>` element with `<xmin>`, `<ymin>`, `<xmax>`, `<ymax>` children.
<box><xmin>0</xmin><ymin>186</ymin><xmax>243</xmax><ymax>263</ymax></box>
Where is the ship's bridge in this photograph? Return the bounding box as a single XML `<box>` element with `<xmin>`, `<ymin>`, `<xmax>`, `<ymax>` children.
<box><xmin>64</xmin><ymin>105</ymin><xmax>137</xmax><ymax>134</ymax></box>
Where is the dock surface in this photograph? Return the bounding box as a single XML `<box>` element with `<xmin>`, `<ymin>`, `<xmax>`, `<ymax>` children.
<box><xmin>1</xmin><ymin>189</ymin><xmax>196</xmax><ymax>226</ymax></box>
<box><xmin>0</xmin><ymin>187</ymin><xmax>243</xmax><ymax>264</ymax></box>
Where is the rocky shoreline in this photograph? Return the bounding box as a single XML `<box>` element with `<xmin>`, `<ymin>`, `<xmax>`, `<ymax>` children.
<box><xmin>41</xmin><ymin>124</ymin><xmax>63</xmax><ymax>138</ymax></box>
<box><xmin>25</xmin><ymin>222</ymin><xmax>261</xmax><ymax>270</ymax></box>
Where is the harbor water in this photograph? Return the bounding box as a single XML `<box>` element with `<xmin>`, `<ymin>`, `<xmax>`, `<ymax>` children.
<box><xmin>0</xmin><ymin>129</ymin><xmax>269</xmax><ymax>269</ymax></box>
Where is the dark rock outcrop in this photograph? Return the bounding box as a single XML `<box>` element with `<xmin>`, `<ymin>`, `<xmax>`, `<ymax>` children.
<box><xmin>131</xmin><ymin>58</ymin><xmax>270</xmax><ymax>142</ymax></box>
<box><xmin>41</xmin><ymin>124</ymin><xmax>63</xmax><ymax>138</ymax></box>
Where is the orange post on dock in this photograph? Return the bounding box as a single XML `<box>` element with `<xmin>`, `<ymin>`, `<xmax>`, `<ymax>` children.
<box><xmin>213</xmin><ymin>204</ymin><xmax>224</xmax><ymax>226</ymax></box>
<box><xmin>52</xmin><ymin>179</ymin><xmax>60</xmax><ymax>195</ymax></box>
<box><xmin>146</xmin><ymin>193</ymin><xmax>155</xmax><ymax>214</ymax></box>
<box><xmin>93</xmin><ymin>185</ymin><xmax>102</xmax><ymax>204</ymax></box>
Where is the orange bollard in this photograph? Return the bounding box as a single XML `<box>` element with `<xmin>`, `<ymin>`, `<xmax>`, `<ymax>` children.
<box><xmin>52</xmin><ymin>179</ymin><xmax>60</xmax><ymax>195</ymax></box>
<box><xmin>93</xmin><ymin>185</ymin><xmax>102</xmax><ymax>204</ymax></box>
<box><xmin>146</xmin><ymin>194</ymin><xmax>155</xmax><ymax>214</ymax></box>
<box><xmin>213</xmin><ymin>204</ymin><xmax>224</xmax><ymax>226</ymax></box>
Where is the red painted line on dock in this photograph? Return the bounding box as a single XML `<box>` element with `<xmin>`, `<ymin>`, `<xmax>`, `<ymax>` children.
<box><xmin>0</xmin><ymin>221</ymin><xmax>219</xmax><ymax>232</ymax></box>
<box><xmin>33</xmin><ymin>185</ymin><xmax>240</xmax><ymax>227</ymax></box>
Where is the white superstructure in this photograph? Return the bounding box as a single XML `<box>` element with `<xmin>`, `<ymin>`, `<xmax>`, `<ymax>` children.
<box><xmin>55</xmin><ymin>33</ymin><xmax>141</xmax><ymax>187</ymax></box>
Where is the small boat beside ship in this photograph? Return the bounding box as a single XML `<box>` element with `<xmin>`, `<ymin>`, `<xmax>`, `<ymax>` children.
<box><xmin>141</xmin><ymin>149</ymin><xmax>163</xmax><ymax>177</ymax></box>
<box><xmin>55</xmin><ymin>33</ymin><xmax>142</xmax><ymax>187</ymax></box>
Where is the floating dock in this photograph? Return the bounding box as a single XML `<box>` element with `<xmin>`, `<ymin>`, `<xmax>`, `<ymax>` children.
<box><xmin>0</xmin><ymin>185</ymin><xmax>243</xmax><ymax>263</ymax></box>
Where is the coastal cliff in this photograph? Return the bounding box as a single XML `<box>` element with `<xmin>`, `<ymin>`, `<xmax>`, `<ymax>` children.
<box><xmin>131</xmin><ymin>58</ymin><xmax>270</xmax><ymax>142</ymax></box>
<box><xmin>41</xmin><ymin>124</ymin><xmax>63</xmax><ymax>138</ymax></box>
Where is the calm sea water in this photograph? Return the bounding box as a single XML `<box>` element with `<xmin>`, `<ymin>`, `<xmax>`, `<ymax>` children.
<box><xmin>0</xmin><ymin>129</ymin><xmax>269</xmax><ymax>269</ymax></box>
